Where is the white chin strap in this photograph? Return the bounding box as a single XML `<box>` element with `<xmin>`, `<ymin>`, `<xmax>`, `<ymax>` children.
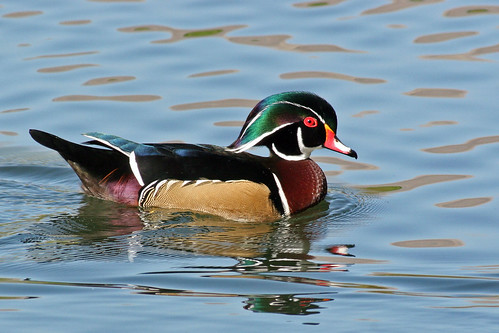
<box><xmin>271</xmin><ymin>127</ymin><xmax>320</xmax><ymax>161</ymax></box>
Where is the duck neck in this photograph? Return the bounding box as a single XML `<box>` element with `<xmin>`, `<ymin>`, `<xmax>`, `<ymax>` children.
<box><xmin>270</xmin><ymin>158</ymin><xmax>327</xmax><ymax>215</ymax></box>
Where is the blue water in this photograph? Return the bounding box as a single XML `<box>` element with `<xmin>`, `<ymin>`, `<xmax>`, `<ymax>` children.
<box><xmin>1</xmin><ymin>0</ymin><xmax>499</xmax><ymax>331</ymax></box>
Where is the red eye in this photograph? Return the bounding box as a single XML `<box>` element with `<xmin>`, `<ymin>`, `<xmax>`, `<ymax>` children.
<box><xmin>303</xmin><ymin>117</ymin><xmax>318</xmax><ymax>128</ymax></box>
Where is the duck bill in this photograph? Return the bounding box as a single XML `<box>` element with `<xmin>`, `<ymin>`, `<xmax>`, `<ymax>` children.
<box><xmin>324</xmin><ymin>124</ymin><xmax>358</xmax><ymax>159</ymax></box>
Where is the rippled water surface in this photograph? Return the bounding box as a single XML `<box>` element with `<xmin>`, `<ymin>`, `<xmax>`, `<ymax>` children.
<box><xmin>1</xmin><ymin>1</ymin><xmax>499</xmax><ymax>331</ymax></box>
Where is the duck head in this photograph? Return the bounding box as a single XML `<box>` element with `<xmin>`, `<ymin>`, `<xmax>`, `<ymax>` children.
<box><xmin>227</xmin><ymin>91</ymin><xmax>357</xmax><ymax>161</ymax></box>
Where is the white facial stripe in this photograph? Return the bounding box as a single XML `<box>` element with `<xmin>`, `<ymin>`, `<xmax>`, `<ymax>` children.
<box><xmin>231</xmin><ymin>103</ymin><xmax>275</xmax><ymax>148</ymax></box>
<box><xmin>272</xmin><ymin>173</ymin><xmax>290</xmax><ymax>216</ymax></box>
<box><xmin>227</xmin><ymin>122</ymin><xmax>294</xmax><ymax>153</ymax></box>
<box><xmin>274</xmin><ymin>100</ymin><xmax>325</xmax><ymax>123</ymax></box>
<box><xmin>129</xmin><ymin>151</ymin><xmax>145</xmax><ymax>186</ymax></box>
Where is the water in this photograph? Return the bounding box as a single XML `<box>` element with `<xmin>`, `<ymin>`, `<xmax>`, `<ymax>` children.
<box><xmin>1</xmin><ymin>0</ymin><xmax>498</xmax><ymax>331</ymax></box>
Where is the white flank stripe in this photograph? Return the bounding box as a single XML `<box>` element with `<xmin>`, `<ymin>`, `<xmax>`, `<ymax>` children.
<box><xmin>129</xmin><ymin>151</ymin><xmax>144</xmax><ymax>186</ymax></box>
<box><xmin>154</xmin><ymin>180</ymin><xmax>168</xmax><ymax>197</ymax></box>
<box><xmin>165</xmin><ymin>180</ymin><xmax>178</xmax><ymax>191</ymax></box>
<box><xmin>272</xmin><ymin>173</ymin><xmax>290</xmax><ymax>216</ymax></box>
<box><xmin>139</xmin><ymin>180</ymin><xmax>157</xmax><ymax>203</ymax></box>
<box><xmin>142</xmin><ymin>180</ymin><xmax>157</xmax><ymax>192</ymax></box>
<box><xmin>194</xmin><ymin>179</ymin><xmax>211</xmax><ymax>186</ymax></box>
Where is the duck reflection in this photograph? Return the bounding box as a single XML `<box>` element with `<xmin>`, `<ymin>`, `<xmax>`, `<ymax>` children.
<box><xmin>135</xmin><ymin>201</ymin><xmax>330</xmax><ymax>259</ymax></box>
<box><xmin>21</xmin><ymin>189</ymin><xmax>378</xmax><ymax>316</ymax></box>
<box><xmin>23</xmin><ymin>187</ymin><xmax>376</xmax><ymax>267</ymax></box>
<box><xmin>22</xmin><ymin>186</ymin><xmax>378</xmax><ymax>267</ymax></box>
<box><xmin>136</xmin><ymin>285</ymin><xmax>334</xmax><ymax>315</ymax></box>
<box><xmin>243</xmin><ymin>295</ymin><xmax>332</xmax><ymax>315</ymax></box>
<box><xmin>26</xmin><ymin>189</ymin><xmax>364</xmax><ymax>260</ymax></box>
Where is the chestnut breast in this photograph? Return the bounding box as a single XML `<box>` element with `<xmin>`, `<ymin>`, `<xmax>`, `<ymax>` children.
<box><xmin>270</xmin><ymin>159</ymin><xmax>327</xmax><ymax>214</ymax></box>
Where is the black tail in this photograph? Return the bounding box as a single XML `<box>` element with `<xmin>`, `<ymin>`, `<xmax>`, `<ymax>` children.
<box><xmin>29</xmin><ymin>129</ymin><xmax>134</xmax><ymax>199</ymax></box>
<box><xmin>29</xmin><ymin>129</ymin><xmax>123</xmax><ymax>170</ymax></box>
<box><xmin>30</xmin><ymin>129</ymin><xmax>91</xmax><ymax>161</ymax></box>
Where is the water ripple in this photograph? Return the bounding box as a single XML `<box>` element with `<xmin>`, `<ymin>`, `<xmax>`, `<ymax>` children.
<box><xmin>362</xmin><ymin>174</ymin><xmax>473</xmax><ymax>193</ymax></box>
<box><xmin>2</xmin><ymin>11</ymin><xmax>43</xmax><ymax>18</ymax></box>
<box><xmin>414</xmin><ymin>31</ymin><xmax>478</xmax><ymax>44</ymax></box>
<box><xmin>444</xmin><ymin>5</ymin><xmax>499</xmax><ymax>17</ymax></box>
<box><xmin>24</xmin><ymin>51</ymin><xmax>98</xmax><ymax>61</ymax></box>
<box><xmin>403</xmin><ymin>88</ymin><xmax>467</xmax><ymax>98</ymax></box>
<box><xmin>419</xmin><ymin>120</ymin><xmax>458</xmax><ymax>128</ymax></box>
<box><xmin>229</xmin><ymin>35</ymin><xmax>364</xmax><ymax>53</ymax></box>
<box><xmin>213</xmin><ymin>121</ymin><xmax>244</xmax><ymax>127</ymax></box>
<box><xmin>362</xmin><ymin>0</ymin><xmax>444</xmax><ymax>15</ymax></box>
<box><xmin>52</xmin><ymin>94</ymin><xmax>161</xmax><ymax>102</ymax></box>
<box><xmin>82</xmin><ymin>76</ymin><xmax>135</xmax><ymax>86</ymax></box>
<box><xmin>118</xmin><ymin>24</ymin><xmax>246</xmax><ymax>43</ymax></box>
<box><xmin>435</xmin><ymin>197</ymin><xmax>493</xmax><ymax>208</ymax></box>
<box><xmin>421</xmin><ymin>43</ymin><xmax>499</xmax><ymax>62</ymax></box>
<box><xmin>422</xmin><ymin>135</ymin><xmax>499</xmax><ymax>154</ymax></box>
<box><xmin>392</xmin><ymin>239</ymin><xmax>465</xmax><ymax>248</ymax></box>
<box><xmin>59</xmin><ymin>20</ymin><xmax>91</xmax><ymax>25</ymax></box>
<box><xmin>118</xmin><ymin>23</ymin><xmax>364</xmax><ymax>53</ymax></box>
<box><xmin>188</xmin><ymin>69</ymin><xmax>238</xmax><ymax>78</ymax></box>
<box><xmin>89</xmin><ymin>0</ymin><xmax>144</xmax><ymax>2</ymax></box>
<box><xmin>37</xmin><ymin>64</ymin><xmax>98</xmax><ymax>73</ymax></box>
<box><xmin>352</xmin><ymin>110</ymin><xmax>379</xmax><ymax>118</ymax></box>
<box><xmin>313</xmin><ymin>156</ymin><xmax>378</xmax><ymax>171</ymax></box>
<box><xmin>170</xmin><ymin>98</ymin><xmax>257</xmax><ymax>111</ymax></box>
<box><xmin>293</xmin><ymin>0</ymin><xmax>346</xmax><ymax>9</ymax></box>
<box><xmin>280</xmin><ymin>71</ymin><xmax>386</xmax><ymax>84</ymax></box>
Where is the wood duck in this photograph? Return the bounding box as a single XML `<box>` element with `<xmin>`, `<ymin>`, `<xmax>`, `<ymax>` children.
<box><xmin>29</xmin><ymin>91</ymin><xmax>357</xmax><ymax>221</ymax></box>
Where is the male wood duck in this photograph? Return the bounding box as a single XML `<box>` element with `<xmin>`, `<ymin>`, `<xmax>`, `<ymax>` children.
<box><xmin>30</xmin><ymin>91</ymin><xmax>357</xmax><ymax>221</ymax></box>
